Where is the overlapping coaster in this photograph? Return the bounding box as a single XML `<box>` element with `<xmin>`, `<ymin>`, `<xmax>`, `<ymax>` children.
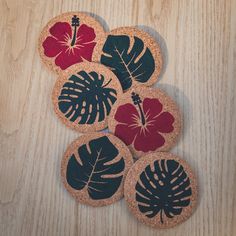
<box><xmin>100</xmin><ymin>27</ymin><xmax>163</xmax><ymax>91</ymax></box>
<box><xmin>38</xmin><ymin>12</ymin><xmax>106</xmax><ymax>74</ymax></box>
<box><xmin>61</xmin><ymin>132</ymin><xmax>133</xmax><ymax>206</ymax></box>
<box><xmin>52</xmin><ymin>62</ymin><xmax>123</xmax><ymax>132</ymax></box>
<box><xmin>108</xmin><ymin>86</ymin><xmax>181</xmax><ymax>158</ymax></box>
<box><xmin>124</xmin><ymin>152</ymin><xmax>198</xmax><ymax>228</ymax></box>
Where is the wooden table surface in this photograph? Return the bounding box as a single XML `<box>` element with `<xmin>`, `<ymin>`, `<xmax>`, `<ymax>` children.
<box><xmin>0</xmin><ymin>0</ymin><xmax>236</xmax><ymax>235</ymax></box>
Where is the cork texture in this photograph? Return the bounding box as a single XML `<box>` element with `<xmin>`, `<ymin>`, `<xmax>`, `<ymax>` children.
<box><xmin>38</xmin><ymin>12</ymin><xmax>106</xmax><ymax>75</ymax></box>
<box><xmin>61</xmin><ymin>132</ymin><xmax>134</xmax><ymax>207</ymax></box>
<box><xmin>108</xmin><ymin>86</ymin><xmax>182</xmax><ymax>158</ymax></box>
<box><xmin>124</xmin><ymin>152</ymin><xmax>198</xmax><ymax>229</ymax></box>
<box><xmin>52</xmin><ymin>62</ymin><xmax>123</xmax><ymax>132</ymax></box>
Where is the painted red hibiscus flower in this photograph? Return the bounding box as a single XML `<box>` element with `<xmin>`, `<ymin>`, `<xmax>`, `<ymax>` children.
<box><xmin>114</xmin><ymin>92</ymin><xmax>175</xmax><ymax>152</ymax></box>
<box><xmin>43</xmin><ymin>15</ymin><xmax>96</xmax><ymax>70</ymax></box>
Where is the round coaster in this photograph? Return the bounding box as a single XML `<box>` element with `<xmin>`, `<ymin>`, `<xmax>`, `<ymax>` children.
<box><xmin>108</xmin><ymin>86</ymin><xmax>181</xmax><ymax>158</ymax></box>
<box><xmin>124</xmin><ymin>152</ymin><xmax>198</xmax><ymax>228</ymax></box>
<box><xmin>100</xmin><ymin>27</ymin><xmax>163</xmax><ymax>91</ymax></box>
<box><xmin>61</xmin><ymin>132</ymin><xmax>133</xmax><ymax>206</ymax></box>
<box><xmin>38</xmin><ymin>12</ymin><xmax>106</xmax><ymax>74</ymax></box>
<box><xmin>52</xmin><ymin>62</ymin><xmax>123</xmax><ymax>132</ymax></box>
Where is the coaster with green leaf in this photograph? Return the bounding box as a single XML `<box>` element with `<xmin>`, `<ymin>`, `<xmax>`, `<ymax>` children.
<box><xmin>61</xmin><ymin>132</ymin><xmax>133</xmax><ymax>206</ymax></box>
<box><xmin>52</xmin><ymin>62</ymin><xmax>123</xmax><ymax>132</ymax></box>
<box><xmin>100</xmin><ymin>27</ymin><xmax>163</xmax><ymax>91</ymax></box>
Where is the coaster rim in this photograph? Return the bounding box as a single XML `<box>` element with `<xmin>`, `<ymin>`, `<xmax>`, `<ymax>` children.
<box><xmin>61</xmin><ymin>132</ymin><xmax>134</xmax><ymax>207</ymax></box>
<box><xmin>38</xmin><ymin>11</ymin><xmax>106</xmax><ymax>75</ymax></box>
<box><xmin>52</xmin><ymin>61</ymin><xmax>123</xmax><ymax>133</ymax></box>
<box><xmin>124</xmin><ymin>152</ymin><xmax>198</xmax><ymax>229</ymax></box>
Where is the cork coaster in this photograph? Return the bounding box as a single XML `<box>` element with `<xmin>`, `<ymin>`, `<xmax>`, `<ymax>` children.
<box><xmin>124</xmin><ymin>152</ymin><xmax>198</xmax><ymax>228</ymax></box>
<box><xmin>108</xmin><ymin>86</ymin><xmax>181</xmax><ymax>158</ymax></box>
<box><xmin>61</xmin><ymin>132</ymin><xmax>133</xmax><ymax>206</ymax></box>
<box><xmin>38</xmin><ymin>12</ymin><xmax>106</xmax><ymax>74</ymax></box>
<box><xmin>100</xmin><ymin>27</ymin><xmax>163</xmax><ymax>91</ymax></box>
<box><xmin>52</xmin><ymin>62</ymin><xmax>123</xmax><ymax>132</ymax></box>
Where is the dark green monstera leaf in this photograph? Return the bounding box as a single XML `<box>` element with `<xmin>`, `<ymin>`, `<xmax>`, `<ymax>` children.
<box><xmin>66</xmin><ymin>136</ymin><xmax>125</xmax><ymax>200</ymax></box>
<box><xmin>58</xmin><ymin>70</ymin><xmax>117</xmax><ymax>124</ymax></box>
<box><xmin>135</xmin><ymin>159</ymin><xmax>192</xmax><ymax>223</ymax></box>
<box><xmin>100</xmin><ymin>35</ymin><xmax>155</xmax><ymax>90</ymax></box>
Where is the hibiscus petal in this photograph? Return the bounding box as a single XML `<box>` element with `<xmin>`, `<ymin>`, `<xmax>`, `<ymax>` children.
<box><xmin>43</xmin><ymin>36</ymin><xmax>66</xmax><ymax>57</ymax></box>
<box><xmin>55</xmin><ymin>48</ymin><xmax>83</xmax><ymax>70</ymax></box>
<box><xmin>77</xmin><ymin>24</ymin><xmax>96</xmax><ymax>44</ymax></box>
<box><xmin>114</xmin><ymin>104</ymin><xmax>139</xmax><ymax>124</ymax></box>
<box><xmin>143</xmin><ymin>98</ymin><xmax>163</xmax><ymax>120</ymax></box>
<box><xmin>49</xmin><ymin>22</ymin><xmax>72</xmax><ymax>41</ymax></box>
<box><xmin>152</xmin><ymin>112</ymin><xmax>175</xmax><ymax>133</ymax></box>
<box><xmin>115</xmin><ymin>124</ymin><xmax>138</xmax><ymax>146</ymax></box>
<box><xmin>134</xmin><ymin>130</ymin><xmax>165</xmax><ymax>152</ymax></box>
<box><xmin>77</xmin><ymin>42</ymin><xmax>96</xmax><ymax>61</ymax></box>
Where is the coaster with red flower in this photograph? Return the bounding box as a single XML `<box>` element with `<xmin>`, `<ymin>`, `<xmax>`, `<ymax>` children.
<box><xmin>108</xmin><ymin>86</ymin><xmax>182</xmax><ymax>158</ymax></box>
<box><xmin>38</xmin><ymin>12</ymin><xmax>106</xmax><ymax>74</ymax></box>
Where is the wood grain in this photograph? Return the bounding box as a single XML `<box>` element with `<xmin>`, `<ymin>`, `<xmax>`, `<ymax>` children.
<box><xmin>0</xmin><ymin>0</ymin><xmax>236</xmax><ymax>235</ymax></box>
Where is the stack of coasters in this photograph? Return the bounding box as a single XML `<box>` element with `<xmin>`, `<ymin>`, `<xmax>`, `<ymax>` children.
<box><xmin>38</xmin><ymin>12</ymin><xmax>198</xmax><ymax>229</ymax></box>
<box><xmin>38</xmin><ymin>12</ymin><xmax>106</xmax><ymax>74</ymax></box>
